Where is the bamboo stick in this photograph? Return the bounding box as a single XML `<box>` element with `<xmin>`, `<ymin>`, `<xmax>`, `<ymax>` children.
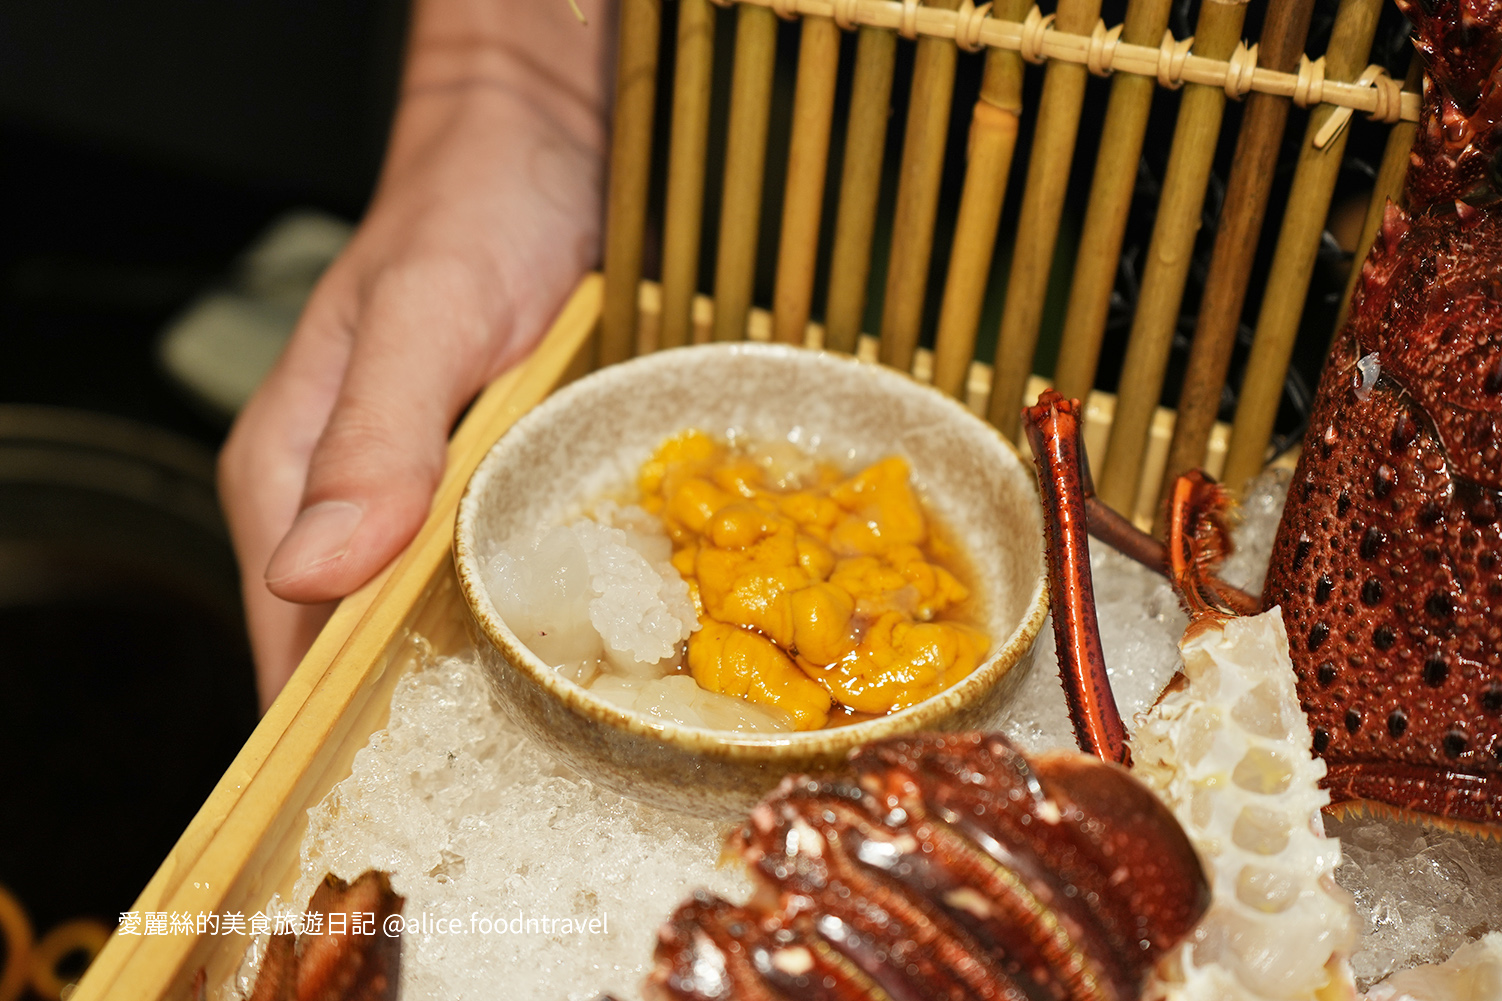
<box><xmin>1332</xmin><ymin>55</ymin><xmax>1421</xmax><ymax>333</ymax></box>
<box><xmin>1222</xmin><ymin>0</ymin><xmax>1385</xmax><ymax>491</ymax></box>
<box><xmin>1155</xmin><ymin>0</ymin><xmax>1316</xmax><ymax>516</ymax></box>
<box><xmin>773</xmin><ymin>16</ymin><xmax>843</xmax><ymax>343</ymax></box>
<box><xmin>600</xmin><ymin>0</ymin><xmax>663</xmax><ymax>366</ymax></box>
<box><xmin>986</xmin><ymin>0</ymin><xmax>1104</xmax><ymax>439</ymax></box>
<box><xmin>877</xmin><ymin>0</ymin><xmax>967</xmax><ymax>369</ymax></box>
<box><xmin>930</xmin><ymin>0</ymin><xmax>1034</xmax><ymax>397</ymax></box>
<box><xmin>824</xmin><ymin>26</ymin><xmax>899</xmax><ymax>352</ymax></box>
<box><xmin>1095</xmin><ymin>0</ymin><xmax>1249</xmax><ymax>514</ymax></box>
<box><xmin>878</xmin><ymin>0</ymin><xmax>966</xmax><ymax>373</ymax></box>
<box><xmin>1051</xmin><ymin>0</ymin><xmax>1174</xmax><ymax>402</ymax></box>
<box><xmin>712</xmin><ymin>3</ymin><xmax>781</xmax><ymax>342</ymax></box>
<box><xmin>659</xmin><ymin>0</ymin><xmax>718</xmax><ymax>350</ymax></box>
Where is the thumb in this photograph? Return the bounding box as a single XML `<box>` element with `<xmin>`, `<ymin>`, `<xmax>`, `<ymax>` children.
<box><xmin>264</xmin><ymin>258</ymin><xmax>506</xmax><ymax>603</ymax></box>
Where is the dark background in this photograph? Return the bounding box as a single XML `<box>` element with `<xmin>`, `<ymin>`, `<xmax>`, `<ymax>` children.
<box><xmin>0</xmin><ymin>0</ymin><xmax>1412</xmax><ymax>993</ymax></box>
<box><xmin>0</xmin><ymin>1</ymin><xmax>405</xmax><ymax>992</ymax></box>
<box><xmin>0</xmin><ymin>0</ymin><xmax>406</xmax><ymax>439</ymax></box>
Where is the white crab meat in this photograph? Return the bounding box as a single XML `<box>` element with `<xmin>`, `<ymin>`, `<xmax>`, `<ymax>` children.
<box><xmin>1133</xmin><ymin>608</ymin><xmax>1360</xmax><ymax>1001</ymax></box>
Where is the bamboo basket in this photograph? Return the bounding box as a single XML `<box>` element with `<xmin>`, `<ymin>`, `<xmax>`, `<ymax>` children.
<box><xmin>72</xmin><ymin>0</ymin><xmax>1422</xmax><ymax>994</ymax></box>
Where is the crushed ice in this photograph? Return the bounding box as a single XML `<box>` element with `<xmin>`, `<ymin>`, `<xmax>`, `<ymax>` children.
<box><xmin>1330</xmin><ymin>812</ymin><xmax>1502</xmax><ymax>988</ymax></box>
<box><xmin>286</xmin><ymin>646</ymin><xmax>750</xmax><ymax>1001</ymax></box>
<box><xmin>482</xmin><ymin>502</ymin><xmax>699</xmax><ymax>689</ymax></box>
<box><xmin>243</xmin><ymin>470</ymin><xmax>1498</xmax><ymax>1000</ymax></box>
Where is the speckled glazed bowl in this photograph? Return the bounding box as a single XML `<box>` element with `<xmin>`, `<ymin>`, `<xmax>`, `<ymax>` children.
<box><xmin>454</xmin><ymin>343</ymin><xmax>1048</xmax><ymax>819</ymax></box>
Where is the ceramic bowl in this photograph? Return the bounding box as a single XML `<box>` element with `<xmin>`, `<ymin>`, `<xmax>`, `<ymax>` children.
<box><xmin>454</xmin><ymin>343</ymin><xmax>1048</xmax><ymax>819</ymax></box>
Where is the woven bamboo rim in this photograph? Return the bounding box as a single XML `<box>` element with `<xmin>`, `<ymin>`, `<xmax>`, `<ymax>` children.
<box><xmin>710</xmin><ymin>0</ymin><xmax>1416</xmax><ymax>139</ymax></box>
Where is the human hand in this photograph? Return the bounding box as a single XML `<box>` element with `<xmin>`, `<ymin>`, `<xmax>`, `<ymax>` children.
<box><xmin>220</xmin><ymin>0</ymin><xmax>608</xmax><ymax>708</ymax></box>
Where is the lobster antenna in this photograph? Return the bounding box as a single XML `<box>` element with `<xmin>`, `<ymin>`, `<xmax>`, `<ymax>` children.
<box><xmin>1023</xmin><ymin>390</ymin><xmax>1131</xmax><ymax>766</ymax></box>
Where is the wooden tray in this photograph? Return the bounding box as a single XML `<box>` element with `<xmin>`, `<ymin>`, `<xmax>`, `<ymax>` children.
<box><xmin>72</xmin><ymin>269</ymin><xmax>1256</xmax><ymax>1001</ymax></box>
<box><xmin>72</xmin><ymin>277</ymin><xmax>601</xmax><ymax>1001</ymax></box>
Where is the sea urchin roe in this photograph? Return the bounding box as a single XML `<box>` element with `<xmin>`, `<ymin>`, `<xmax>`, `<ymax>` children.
<box><xmin>686</xmin><ymin>621</ymin><xmax>832</xmax><ymax>729</ymax></box>
<box><xmin>640</xmin><ymin>430</ymin><xmax>990</xmax><ymax>730</ymax></box>
<box><xmin>804</xmin><ymin>612</ymin><xmax>990</xmax><ymax>714</ymax></box>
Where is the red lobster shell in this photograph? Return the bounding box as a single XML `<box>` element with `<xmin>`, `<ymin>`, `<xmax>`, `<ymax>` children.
<box><xmin>645</xmin><ymin>732</ymin><xmax>1208</xmax><ymax>1001</ymax></box>
<box><xmin>1263</xmin><ymin>0</ymin><xmax>1502</xmax><ymax>826</ymax></box>
<box><xmin>245</xmin><ymin>871</ymin><xmax>404</xmax><ymax>1001</ymax></box>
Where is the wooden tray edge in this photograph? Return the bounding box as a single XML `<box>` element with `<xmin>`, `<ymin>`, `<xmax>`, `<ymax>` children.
<box><xmin>72</xmin><ymin>273</ymin><xmax>601</xmax><ymax>1001</ymax></box>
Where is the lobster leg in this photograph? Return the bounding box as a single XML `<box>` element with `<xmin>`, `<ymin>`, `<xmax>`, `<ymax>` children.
<box><xmin>1085</xmin><ymin>494</ymin><xmax>1169</xmax><ymax>577</ymax></box>
<box><xmin>1024</xmin><ymin>392</ymin><xmax>1259</xmax><ymax>763</ymax></box>
<box><xmin>1081</xmin><ymin>461</ymin><xmax>1258</xmax><ymax>614</ymax></box>
<box><xmin>1023</xmin><ymin>391</ymin><xmax>1131</xmax><ymax>765</ymax></box>
<box><xmin>1165</xmin><ymin>471</ymin><xmax>1263</xmax><ymax>618</ymax></box>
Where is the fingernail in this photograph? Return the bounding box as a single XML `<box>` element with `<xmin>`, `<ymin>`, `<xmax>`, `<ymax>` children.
<box><xmin>265</xmin><ymin>500</ymin><xmax>364</xmax><ymax>585</ymax></box>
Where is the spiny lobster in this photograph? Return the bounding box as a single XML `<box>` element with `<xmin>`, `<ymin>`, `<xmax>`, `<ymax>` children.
<box><xmin>639</xmin><ymin>392</ymin><xmax>1363</xmax><ymax>1001</ymax></box>
<box><xmin>1263</xmin><ymin>0</ymin><xmax>1502</xmax><ymax>827</ymax></box>
<box><xmin>638</xmin><ymin>1</ymin><xmax>1502</xmax><ymax>994</ymax></box>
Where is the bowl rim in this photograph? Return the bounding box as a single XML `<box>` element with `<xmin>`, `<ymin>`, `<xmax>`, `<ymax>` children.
<box><xmin>453</xmin><ymin>342</ymin><xmax>1050</xmax><ymax>761</ymax></box>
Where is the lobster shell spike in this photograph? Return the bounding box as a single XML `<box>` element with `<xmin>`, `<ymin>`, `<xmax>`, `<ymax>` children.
<box><xmin>646</xmin><ymin>732</ymin><xmax>1209</xmax><ymax>1001</ymax></box>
